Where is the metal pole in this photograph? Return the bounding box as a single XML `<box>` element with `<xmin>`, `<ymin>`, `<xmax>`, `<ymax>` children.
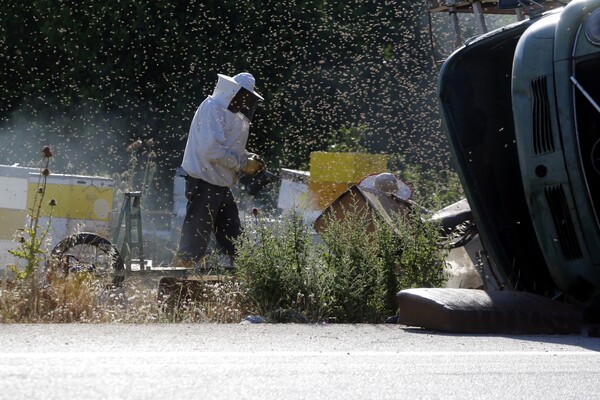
<box><xmin>472</xmin><ymin>1</ymin><xmax>488</xmax><ymax>34</ymax></box>
<box><xmin>446</xmin><ymin>0</ymin><xmax>462</xmax><ymax>48</ymax></box>
<box><xmin>123</xmin><ymin>196</ymin><xmax>132</xmax><ymax>271</ymax></box>
<box><xmin>132</xmin><ymin>193</ymin><xmax>145</xmax><ymax>271</ymax></box>
<box><xmin>515</xmin><ymin>7</ymin><xmax>526</xmax><ymax>21</ymax></box>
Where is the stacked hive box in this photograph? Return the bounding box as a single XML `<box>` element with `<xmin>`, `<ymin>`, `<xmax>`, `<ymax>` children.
<box><xmin>0</xmin><ymin>166</ymin><xmax>38</xmax><ymax>268</ymax></box>
<box><xmin>276</xmin><ymin>168</ymin><xmax>310</xmax><ymax>213</ymax></box>
<box><xmin>0</xmin><ymin>165</ymin><xmax>114</xmax><ymax>270</ymax></box>
<box><xmin>28</xmin><ymin>173</ymin><xmax>114</xmax><ymax>244</ymax></box>
<box><xmin>308</xmin><ymin>152</ymin><xmax>388</xmax><ymax>210</ymax></box>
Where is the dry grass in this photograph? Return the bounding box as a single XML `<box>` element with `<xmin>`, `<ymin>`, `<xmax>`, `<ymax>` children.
<box><xmin>0</xmin><ymin>273</ymin><xmax>249</xmax><ymax>324</ymax></box>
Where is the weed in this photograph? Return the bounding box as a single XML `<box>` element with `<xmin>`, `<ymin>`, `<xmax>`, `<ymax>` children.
<box><xmin>314</xmin><ymin>196</ymin><xmax>386</xmax><ymax>322</ymax></box>
<box><xmin>393</xmin><ymin>206</ymin><xmax>448</xmax><ymax>289</ymax></box>
<box><xmin>235</xmin><ymin>213</ymin><xmax>324</xmax><ymax>321</ymax></box>
<box><xmin>8</xmin><ymin>147</ymin><xmax>55</xmax><ymax>280</ymax></box>
<box><xmin>1</xmin><ymin>147</ymin><xmax>57</xmax><ymax>320</ymax></box>
<box><xmin>235</xmin><ymin>198</ymin><xmax>448</xmax><ymax>323</ymax></box>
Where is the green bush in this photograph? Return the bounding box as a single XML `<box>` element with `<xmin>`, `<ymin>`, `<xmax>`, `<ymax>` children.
<box><xmin>235</xmin><ymin>213</ymin><xmax>325</xmax><ymax>322</ymax></box>
<box><xmin>235</xmin><ymin>198</ymin><xmax>448</xmax><ymax>323</ymax></box>
<box><xmin>317</xmin><ymin>202</ymin><xmax>393</xmax><ymax>323</ymax></box>
<box><xmin>393</xmin><ymin>205</ymin><xmax>448</xmax><ymax>289</ymax></box>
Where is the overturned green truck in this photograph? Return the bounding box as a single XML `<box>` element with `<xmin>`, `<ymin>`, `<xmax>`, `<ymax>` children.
<box><xmin>439</xmin><ymin>0</ymin><xmax>600</xmax><ymax>317</ymax></box>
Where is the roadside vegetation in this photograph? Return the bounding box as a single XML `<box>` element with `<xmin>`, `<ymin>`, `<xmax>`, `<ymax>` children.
<box><xmin>0</xmin><ymin>146</ymin><xmax>458</xmax><ymax>323</ymax></box>
<box><xmin>236</xmin><ymin>203</ymin><xmax>447</xmax><ymax>323</ymax></box>
<box><xmin>0</xmin><ymin>205</ymin><xmax>447</xmax><ymax>324</ymax></box>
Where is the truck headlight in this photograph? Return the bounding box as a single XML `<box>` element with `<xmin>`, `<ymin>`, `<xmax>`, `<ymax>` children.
<box><xmin>584</xmin><ymin>8</ymin><xmax>600</xmax><ymax>46</ymax></box>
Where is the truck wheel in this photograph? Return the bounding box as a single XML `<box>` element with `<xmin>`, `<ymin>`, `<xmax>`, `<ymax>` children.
<box><xmin>48</xmin><ymin>233</ymin><xmax>125</xmax><ymax>286</ymax></box>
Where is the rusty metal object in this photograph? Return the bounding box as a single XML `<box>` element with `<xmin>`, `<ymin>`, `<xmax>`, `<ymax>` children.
<box><xmin>397</xmin><ymin>288</ymin><xmax>582</xmax><ymax>334</ymax></box>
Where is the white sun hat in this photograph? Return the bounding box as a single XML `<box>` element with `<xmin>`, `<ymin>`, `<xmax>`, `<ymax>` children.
<box><xmin>216</xmin><ymin>72</ymin><xmax>264</xmax><ymax>100</ymax></box>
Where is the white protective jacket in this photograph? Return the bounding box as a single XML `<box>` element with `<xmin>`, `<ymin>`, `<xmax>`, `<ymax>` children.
<box><xmin>181</xmin><ymin>75</ymin><xmax>253</xmax><ymax>188</ymax></box>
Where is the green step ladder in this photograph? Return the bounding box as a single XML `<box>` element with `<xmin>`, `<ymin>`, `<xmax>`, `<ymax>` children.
<box><xmin>113</xmin><ymin>191</ymin><xmax>145</xmax><ymax>271</ymax></box>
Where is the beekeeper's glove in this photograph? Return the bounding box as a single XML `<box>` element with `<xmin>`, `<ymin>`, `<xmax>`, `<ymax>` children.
<box><xmin>241</xmin><ymin>153</ymin><xmax>264</xmax><ymax>176</ymax></box>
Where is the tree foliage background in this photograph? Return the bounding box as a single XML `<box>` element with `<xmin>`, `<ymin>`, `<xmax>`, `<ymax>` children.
<box><xmin>0</xmin><ymin>0</ymin><xmax>450</xmax><ymax>207</ymax></box>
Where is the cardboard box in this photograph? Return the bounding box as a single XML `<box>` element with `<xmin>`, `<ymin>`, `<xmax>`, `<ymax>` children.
<box><xmin>308</xmin><ymin>182</ymin><xmax>352</xmax><ymax>210</ymax></box>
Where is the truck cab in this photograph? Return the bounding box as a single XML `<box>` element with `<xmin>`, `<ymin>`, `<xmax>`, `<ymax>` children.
<box><xmin>438</xmin><ymin>0</ymin><xmax>600</xmax><ymax>315</ymax></box>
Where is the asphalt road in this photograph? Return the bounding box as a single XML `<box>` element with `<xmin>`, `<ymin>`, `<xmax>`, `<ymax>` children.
<box><xmin>1</xmin><ymin>323</ymin><xmax>599</xmax><ymax>400</ymax></box>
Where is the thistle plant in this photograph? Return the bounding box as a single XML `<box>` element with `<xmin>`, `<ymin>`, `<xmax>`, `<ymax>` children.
<box><xmin>8</xmin><ymin>146</ymin><xmax>56</xmax><ymax>280</ymax></box>
<box><xmin>3</xmin><ymin>146</ymin><xmax>57</xmax><ymax>320</ymax></box>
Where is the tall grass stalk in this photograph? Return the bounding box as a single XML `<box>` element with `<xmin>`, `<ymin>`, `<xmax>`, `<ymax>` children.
<box><xmin>3</xmin><ymin>147</ymin><xmax>56</xmax><ymax>320</ymax></box>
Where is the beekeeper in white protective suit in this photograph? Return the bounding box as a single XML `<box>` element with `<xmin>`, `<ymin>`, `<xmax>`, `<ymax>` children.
<box><xmin>175</xmin><ymin>72</ymin><xmax>265</xmax><ymax>268</ymax></box>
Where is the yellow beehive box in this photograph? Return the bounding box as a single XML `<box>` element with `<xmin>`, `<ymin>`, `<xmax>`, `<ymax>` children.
<box><xmin>0</xmin><ymin>167</ymin><xmax>115</xmax><ymax>270</ymax></box>
<box><xmin>308</xmin><ymin>182</ymin><xmax>352</xmax><ymax>210</ymax></box>
<box><xmin>308</xmin><ymin>152</ymin><xmax>388</xmax><ymax>210</ymax></box>
<box><xmin>309</xmin><ymin>152</ymin><xmax>388</xmax><ymax>183</ymax></box>
<box><xmin>27</xmin><ymin>173</ymin><xmax>114</xmax><ymax>221</ymax></box>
